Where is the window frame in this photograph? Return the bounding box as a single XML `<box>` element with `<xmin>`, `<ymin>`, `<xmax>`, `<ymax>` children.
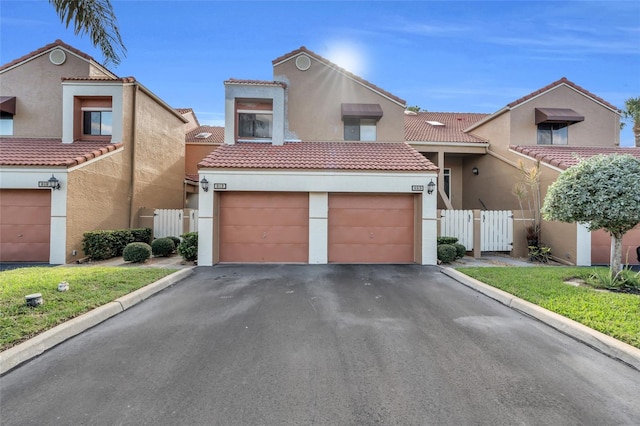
<box><xmin>343</xmin><ymin>118</ymin><xmax>377</xmax><ymax>141</ymax></box>
<box><xmin>443</xmin><ymin>168</ymin><xmax>451</xmax><ymax>200</ymax></box>
<box><xmin>0</xmin><ymin>111</ymin><xmax>13</xmax><ymax>136</ymax></box>
<box><xmin>537</xmin><ymin>122</ymin><xmax>568</xmax><ymax>145</ymax></box>
<box><xmin>237</xmin><ymin>109</ymin><xmax>273</xmax><ymax>141</ymax></box>
<box><xmin>82</xmin><ymin>108</ymin><xmax>113</xmax><ymax>136</ymax></box>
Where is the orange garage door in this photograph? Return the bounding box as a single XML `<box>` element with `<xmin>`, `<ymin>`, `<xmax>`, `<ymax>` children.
<box><xmin>0</xmin><ymin>189</ymin><xmax>51</xmax><ymax>262</ymax></box>
<box><xmin>328</xmin><ymin>193</ymin><xmax>415</xmax><ymax>263</ymax></box>
<box><xmin>219</xmin><ymin>192</ymin><xmax>309</xmax><ymax>263</ymax></box>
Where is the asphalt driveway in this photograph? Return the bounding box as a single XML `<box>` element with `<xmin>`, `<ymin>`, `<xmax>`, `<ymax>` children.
<box><xmin>2</xmin><ymin>264</ymin><xmax>639</xmax><ymax>425</ymax></box>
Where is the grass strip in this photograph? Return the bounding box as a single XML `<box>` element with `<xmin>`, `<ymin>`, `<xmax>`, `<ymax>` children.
<box><xmin>457</xmin><ymin>267</ymin><xmax>640</xmax><ymax>349</ymax></box>
<box><xmin>0</xmin><ymin>267</ymin><xmax>175</xmax><ymax>351</ymax></box>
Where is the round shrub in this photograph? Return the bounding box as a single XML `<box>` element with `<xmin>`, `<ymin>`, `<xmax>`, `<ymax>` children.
<box><xmin>151</xmin><ymin>237</ymin><xmax>175</xmax><ymax>257</ymax></box>
<box><xmin>123</xmin><ymin>242</ymin><xmax>152</xmax><ymax>263</ymax></box>
<box><xmin>167</xmin><ymin>236</ymin><xmax>181</xmax><ymax>250</ymax></box>
<box><xmin>178</xmin><ymin>232</ymin><xmax>198</xmax><ymax>261</ymax></box>
<box><xmin>437</xmin><ymin>236</ymin><xmax>459</xmax><ymax>246</ymax></box>
<box><xmin>437</xmin><ymin>244</ymin><xmax>457</xmax><ymax>264</ymax></box>
<box><xmin>453</xmin><ymin>243</ymin><xmax>466</xmax><ymax>259</ymax></box>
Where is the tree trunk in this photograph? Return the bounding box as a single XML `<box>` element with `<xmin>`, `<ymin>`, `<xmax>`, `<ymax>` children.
<box><xmin>634</xmin><ymin>122</ymin><xmax>640</xmax><ymax>147</ymax></box>
<box><xmin>610</xmin><ymin>233</ymin><xmax>623</xmax><ymax>278</ymax></box>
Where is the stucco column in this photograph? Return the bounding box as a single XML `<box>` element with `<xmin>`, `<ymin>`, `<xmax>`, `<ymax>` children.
<box><xmin>421</xmin><ymin>188</ymin><xmax>438</xmax><ymax>265</ymax></box>
<box><xmin>197</xmin><ymin>175</ymin><xmax>214</xmax><ymax>266</ymax></box>
<box><xmin>308</xmin><ymin>192</ymin><xmax>328</xmax><ymax>264</ymax></box>
<box><xmin>473</xmin><ymin>209</ymin><xmax>482</xmax><ymax>258</ymax></box>
<box><xmin>576</xmin><ymin>223</ymin><xmax>591</xmax><ymax>266</ymax></box>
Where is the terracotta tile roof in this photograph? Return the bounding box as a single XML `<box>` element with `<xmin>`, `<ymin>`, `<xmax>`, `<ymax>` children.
<box><xmin>507</xmin><ymin>77</ymin><xmax>619</xmax><ymax>112</ymax></box>
<box><xmin>511</xmin><ymin>145</ymin><xmax>640</xmax><ymax>170</ymax></box>
<box><xmin>61</xmin><ymin>76</ymin><xmax>136</xmax><ymax>83</ymax></box>
<box><xmin>199</xmin><ymin>141</ymin><xmax>438</xmax><ymax>172</ymax></box>
<box><xmin>186</xmin><ymin>126</ymin><xmax>225</xmax><ymax>144</ymax></box>
<box><xmin>224</xmin><ymin>78</ymin><xmax>287</xmax><ymax>88</ymax></box>
<box><xmin>0</xmin><ymin>40</ymin><xmax>95</xmax><ymax>72</ymax></box>
<box><xmin>272</xmin><ymin>46</ymin><xmax>406</xmax><ymax>106</ymax></box>
<box><xmin>185</xmin><ymin>173</ymin><xmax>199</xmax><ymax>182</ymax></box>
<box><xmin>175</xmin><ymin>108</ymin><xmax>193</xmax><ymax>114</ymax></box>
<box><xmin>405</xmin><ymin>112</ymin><xmax>489</xmax><ymax>143</ymax></box>
<box><xmin>0</xmin><ymin>138</ymin><xmax>122</xmax><ymax>167</ymax></box>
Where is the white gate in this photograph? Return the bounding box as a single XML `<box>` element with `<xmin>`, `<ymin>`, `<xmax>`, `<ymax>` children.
<box><xmin>153</xmin><ymin>209</ymin><xmax>199</xmax><ymax>239</ymax></box>
<box><xmin>480</xmin><ymin>210</ymin><xmax>513</xmax><ymax>251</ymax></box>
<box><xmin>440</xmin><ymin>210</ymin><xmax>474</xmax><ymax>250</ymax></box>
<box><xmin>440</xmin><ymin>210</ymin><xmax>513</xmax><ymax>252</ymax></box>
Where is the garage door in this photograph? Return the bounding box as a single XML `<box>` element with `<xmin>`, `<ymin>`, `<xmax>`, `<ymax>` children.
<box><xmin>328</xmin><ymin>194</ymin><xmax>415</xmax><ymax>263</ymax></box>
<box><xmin>592</xmin><ymin>227</ymin><xmax>640</xmax><ymax>265</ymax></box>
<box><xmin>0</xmin><ymin>189</ymin><xmax>51</xmax><ymax>262</ymax></box>
<box><xmin>219</xmin><ymin>192</ymin><xmax>309</xmax><ymax>263</ymax></box>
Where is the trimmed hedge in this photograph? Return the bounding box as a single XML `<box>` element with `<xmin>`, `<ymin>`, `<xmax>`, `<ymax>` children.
<box><xmin>178</xmin><ymin>232</ymin><xmax>198</xmax><ymax>261</ymax></box>
<box><xmin>437</xmin><ymin>236</ymin><xmax>459</xmax><ymax>245</ymax></box>
<box><xmin>167</xmin><ymin>236</ymin><xmax>181</xmax><ymax>249</ymax></box>
<box><xmin>151</xmin><ymin>237</ymin><xmax>175</xmax><ymax>257</ymax></box>
<box><xmin>83</xmin><ymin>228</ymin><xmax>152</xmax><ymax>260</ymax></box>
<box><xmin>453</xmin><ymin>243</ymin><xmax>467</xmax><ymax>259</ymax></box>
<box><xmin>437</xmin><ymin>244</ymin><xmax>458</xmax><ymax>264</ymax></box>
<box><xmin>123</xmin><ymin>242</ymin><xmax>152</xmax><ymax>263</ymax></box>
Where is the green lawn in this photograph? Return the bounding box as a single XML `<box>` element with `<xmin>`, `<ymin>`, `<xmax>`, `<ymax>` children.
<box><xmin>0</xmin><ymin>267</ymin><xmax>175</xmax><ymax>351</ymax></box>
<box><xmin>457</xmin><ymin>267</ymin><xmax>640</xmax><ymax>349</ymax></box>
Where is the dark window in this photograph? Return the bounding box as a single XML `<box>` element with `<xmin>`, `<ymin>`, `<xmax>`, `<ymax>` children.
<box><xmin>83</xmin><ymin>111</ymin><xmax>112</xmax><ymax>135</ymax></box>
<box><xmin>238</xmin><ymin>113</ymin><xmax>272</xmax><ymax>138</ymax></box>
<box><xmin>537</xmin><ymin>123</ymin><xmax>567</xmax><ymax>145</ymax></box>
<box><xmin>444</xmin><ymin>168</ymin><xmax>451</xmax><ymax>199</ymax></box>
<box><xmin>344</xmin><ymin>118</ymin><xmax>376</xmax><ymax>141</ymax></box>
<box><xmin>0</xmin><ymin>111</ymin><xmax>13</xmax><ymax>136</ymax></box>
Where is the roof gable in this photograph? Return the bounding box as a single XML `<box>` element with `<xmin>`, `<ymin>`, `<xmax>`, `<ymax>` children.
<box><xmin>0</xmin><ymin>40</ymin><xmax>117</xmax><ymax>77</ymax></box>
<box><xmin>273</xmin><ymin>46</ymin><xmax>406</xmax><ymax>107</ymax></box>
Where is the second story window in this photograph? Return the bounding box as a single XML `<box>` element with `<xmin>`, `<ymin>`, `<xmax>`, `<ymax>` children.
<box><xmin>83</xmin><ymin>110</ymin><xmax>112</xmax><ymax>136</ymax></box>
<box><xmin>0</xmin><ymin>112</ymin><xmax>13</xmax><ymax>136</ymax></box>
<box><xmin>238</xmin><ymin>112</ymin><xmax>272</xmax><ymax>138</ymax></box>
<box><xmin>344</xmin><ymin>118</ymin><xmax>377</xmax><ymax>141</ymax></box>
<box><xmin>537</xmin><ymin>123</ymin><xmax>567</xmax><ymax>145</ymax></box>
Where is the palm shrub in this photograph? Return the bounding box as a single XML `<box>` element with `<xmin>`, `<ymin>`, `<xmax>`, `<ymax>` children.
<box><xmin>151</xmin><ymin>237</ymin><xmax>175</xmax><ymax>257</ymax></box>
<box><xmin>123</xmin><ymin>242</ymin><xmax>152</xmax><ymax>263</ymax></box>
<box><xmin>178</xmin><ymin>232</ymin><xmax>198</xmax><ymax>261</ymax></box>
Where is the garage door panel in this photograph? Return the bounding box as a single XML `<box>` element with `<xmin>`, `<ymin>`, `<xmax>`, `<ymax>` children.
<box><xmin>219</xmin><ymin>192</ymin><xmax>309</xmax><ymax>263</ymax></box>
<box><xmin>221</xmin><ymin>207</ymin><xmax>308</xmax><ymax>226</ymax></box>
<box><xmin>329</xmin><ymin>226</ymin><xmax>414</xmax><ymax>244</ymax></box>
<box><xmin>0</xmin><ymin>189</ymin><xmax>51</xmax><ymax>262</ymax></box>
<box><xmin>328</xmin><ymin>194</ymin><xmax>415</xmax><ymax>264</ymax></box>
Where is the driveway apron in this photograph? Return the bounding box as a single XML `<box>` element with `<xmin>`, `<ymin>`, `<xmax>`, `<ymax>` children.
<box><xmin>1</xmin><ymin>264</ymin><xmax>639</xmax><ymax>425</ymax></box>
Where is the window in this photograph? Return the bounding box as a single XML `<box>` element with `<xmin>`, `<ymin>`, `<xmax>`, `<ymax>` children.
<box><xmin>83</xmin><ymin>110</ymin><xmax>112</xmax><ymax>136</ymax></box>
<box><xmin>238</xmin><ymin>112</ymin><xmax>272</xmax><ymax>139</ymax></box>
<box><xmin>344</xmin><ymin>118</ymin><xmax>377</xmax><ymax>141</ymax></box>
<box><xmin>443</xmin><ymin>168</ymin><xmax>451</xmax><ymax>199</ymax></box>
<box><xmin>0</xmin><ymin>112</ymin><xmax>13</xmax><ymax>135</ymax></box>
<box><xmin>537</xmin><ymin>123</ymin><xmax>567</xmax><ymax>145</ymax></box>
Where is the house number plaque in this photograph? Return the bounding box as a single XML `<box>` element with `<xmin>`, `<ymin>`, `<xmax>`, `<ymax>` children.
<box><xmin>411</xmin><ymin>185</ymin><xmax>424</xmax><ymax>192</ymax></box>
<box><xmin>213</xmin><ymin>183</ymin><xmax>227</xmax><ymax>190</ymax></box>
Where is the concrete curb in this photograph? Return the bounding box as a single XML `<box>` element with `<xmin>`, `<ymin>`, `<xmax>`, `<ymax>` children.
<box><xmin>441</xmin><ymin>267</ymin><xmax>640</xmax><ymax>371</ymax></box>
<box><xmin>1</xmin><ymin>268</ymin><xmax>193</xmax><ymax>376</ymax></box>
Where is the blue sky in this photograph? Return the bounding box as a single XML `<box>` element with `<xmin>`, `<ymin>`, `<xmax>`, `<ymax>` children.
<box><xmin>1</xmin><ymin>1</ymin><xmax>639</xmax><ymax>146</ymax></box>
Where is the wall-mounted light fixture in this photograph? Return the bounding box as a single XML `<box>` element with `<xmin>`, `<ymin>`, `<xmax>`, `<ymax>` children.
<box><xmin>38</xmin><ymin>174</ymin><xmax>61</xmax><ymax>190</ymax></box>
<box><xmin>472</xmin><ymin>167</ymin><xmax>479</xmax><ymax>175</ymax></box>
<box><xmin>200</xmin><ymin>177</ymin><xmax>209</xmax><ymax>192</ymax></box>
<box><xmin>427</xmin><ymin>179</ymin><xmax>435</xmax><ymax>195</ymax></box>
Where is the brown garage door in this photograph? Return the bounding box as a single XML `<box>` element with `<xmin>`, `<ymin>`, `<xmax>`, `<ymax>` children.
<box><xmin>0</xmin><ymin>189</ymin><xmax>51</xmax><ymax>262</ymax></box>
<box><xmin>219</xmin><ymin>192</ymin><xmax>309</xmax><ymax>263</ymax></box>
<box><xmin>328</xmin><ymin>193</ymin><xmax>415</xmax><ymax>263</ymax></box>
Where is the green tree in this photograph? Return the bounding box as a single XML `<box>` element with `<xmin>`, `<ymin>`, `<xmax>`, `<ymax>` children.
<box><xmin>49</xmin><ymin>0</ymin><xmax>126</xmax><ymax>66</ymax></box>
<box><xmin>542</xmin><ymin>154</ymin><xmax>640</xmax><ymax>277</ymax></box>
<box><xmin>622</xmin><ymin>97</ymin><xmax>640</xmax><ymax>147</ymax></box>
<box><xmin>406</xmin><ymin>105</ymin><xmax>426</xmax><ymax>113</ymax></box>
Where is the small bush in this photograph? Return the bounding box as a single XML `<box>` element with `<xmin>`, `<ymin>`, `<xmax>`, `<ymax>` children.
<box><xmin>123</xmin><ymin>242</ymin><xmax>152</xmax><ymax>263</ymax></box>
<box><xmin>83</xmin><ymin>231</ymin><xmax>118</xmax><ymax>260</ymax></box>
<box><xmin>437</xmin><ymin>244</ymin><xmax>457</xmax><ymax>264</ymax></box>
<box><xmin>528</xmin><ymin>245</ymin><xmax>551</xmax><ymax>263</ymax></box>
<box><xmin>453</xmin><ymin>243</ymin><xmax>466</xmax><ymax>259</ymax></box>
<box><xmin>151</xmin><ymin>237</ymin><xmax>175</xmax><ymax>257</ymax></box>
<box><xmin>178</xmin><ymin>232</ymin><xmax>198</xmax><ymax>261</ymax></box>
<box><xmin>111</xmin><ymin>230</ymin><xmax>135</xmax><ymax>256</ymax></box>
<box><xmin>131</xmin><ymin>228</ymin><xmax>153</xmax><ymax>244</ymax></box>
<box><xmin>437</xmin><ymin>236</ymin><xmax>459</xmax><ymax>245</ymax></box>
<box><xmin>167</xmin><ymin>236</ymin><xmax>181</xmax><ymax>249</ymax></box>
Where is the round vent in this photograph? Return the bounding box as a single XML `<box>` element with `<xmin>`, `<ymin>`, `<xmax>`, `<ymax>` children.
<box><xmin>49</xmin><ymin>49</ymin><xmax>67</xmax><ymax>65</ymax></box>
<box><xmin>295</xmin><ymin>54</ymin><xmax>311</xmax><ymax>71</ymax></box>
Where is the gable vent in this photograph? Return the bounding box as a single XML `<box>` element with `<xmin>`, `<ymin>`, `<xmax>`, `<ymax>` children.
<box><xmin>49</xmin><ymin>49</ymin><xmax>67</xmax><ymax>65</ymax></box>
<box><xmin>295</xmin><ymin>54</ymin><xmax>311</xmax><ymax>71</ymax></box>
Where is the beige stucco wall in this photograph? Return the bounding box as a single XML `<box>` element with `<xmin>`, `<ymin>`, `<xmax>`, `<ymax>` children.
<box><xmin>274</xmin><ymin>57</ymin><xmax>405</xmax><ymax>142</ymax></box>
<box><xmin>1</xmin><ymin>52</ymin><xmax>91</xmax><ymax>137</ymax></box>
<box><xmin>129</xmin><ymin>86</ymin><xmax>185</xmax><ymax>224</ymax></box>
<box><xmin>65</xmin><ymin>150</ymin><xmax>131</xmax><ymax>262</ymax></box>
<box><xmin>186</xmin><ymin>144</ymin><xmax>219</xmax><ymax>176</ymax></box>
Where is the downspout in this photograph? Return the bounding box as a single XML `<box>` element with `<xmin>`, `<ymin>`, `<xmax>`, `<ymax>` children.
<box><xmin>128</xmin><ymin>84</ymin><xmax>138</xmax><ymax>228</ymax></box>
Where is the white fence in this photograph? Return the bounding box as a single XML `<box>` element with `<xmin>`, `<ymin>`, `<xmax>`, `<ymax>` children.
<box><xmin>153</xmin><ymin>209</ymin><xmax>199</xmax><ymax>239</ymax></box>
<box><xmin>440</xmin><ymin>210</ymin><xmax>474</xmax><ymax>250</ymax></box>
<box><xmin>480</xmin><ymin>210</ymin><xmax>513</xmax><ymax>251</ymax></box>
<box><xmin>440</xmin><ymin>210</ymin><xmax>513</xmax><ymax>252</ymax></box>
